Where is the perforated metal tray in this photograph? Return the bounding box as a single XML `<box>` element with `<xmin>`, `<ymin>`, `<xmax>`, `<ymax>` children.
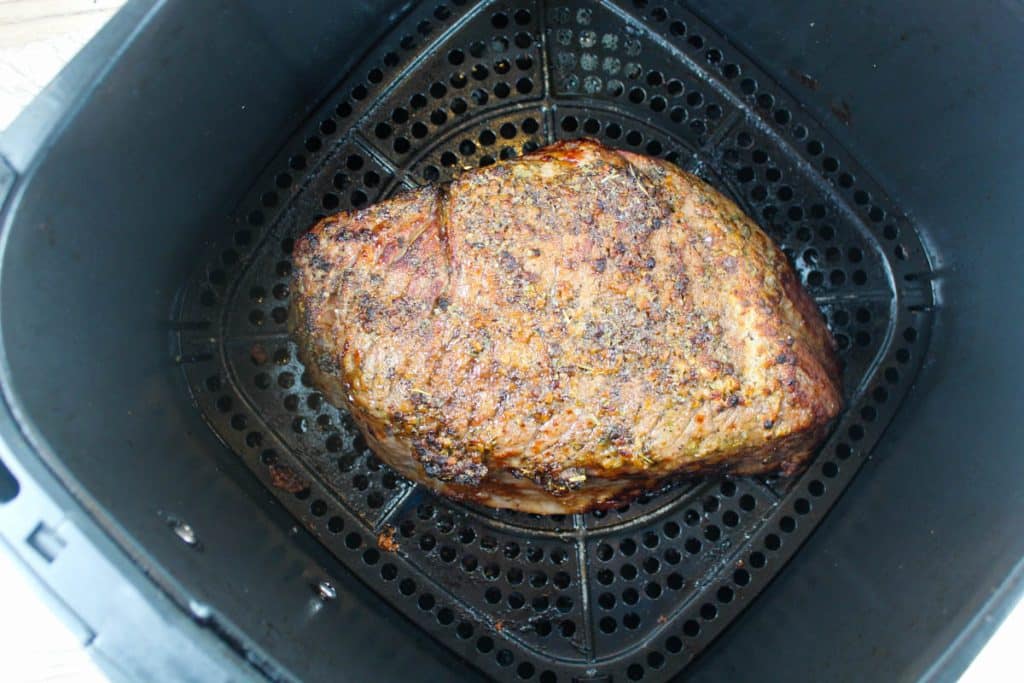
<box><xmin>174</xmin><ymin>1</ymin><xmax>934</xmax><ymax>680</ymax></box>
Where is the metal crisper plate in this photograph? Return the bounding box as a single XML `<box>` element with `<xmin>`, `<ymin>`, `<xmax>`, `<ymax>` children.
<box><xmin>175</xmin><ymin>1</ymin><xmax>935</xmax><ymax>680</ymax></box>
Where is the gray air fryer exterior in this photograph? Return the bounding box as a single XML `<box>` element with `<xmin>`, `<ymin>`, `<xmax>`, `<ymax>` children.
<box><xmin>0</xmin><ymin>1</ymin><xmax>1021</xmax><ymax>682</ymax></box>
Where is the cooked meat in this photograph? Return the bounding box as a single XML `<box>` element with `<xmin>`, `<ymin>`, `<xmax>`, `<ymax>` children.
<box><xmin>291</xmin><ymin>140</ymin><xmax>842</xmax><ymax>514</ymax></box>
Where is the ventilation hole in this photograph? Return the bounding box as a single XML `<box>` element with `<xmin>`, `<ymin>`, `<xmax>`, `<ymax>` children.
<box><xmin>360</xmin><ymin>548</ymin><xmax>380</xmax><ymax>566</ymax></box>
<box><xmin>319</xmin><ymin>119</ymin><xmax>337</xmax><ymax>136</ymax></box>
<box><xmin>809</xmin><ymin>480</ymin><xmax>826</xmax><ymax>497</ymax></box>
<box><xmin>722</xmin><ymin>510</ymin><xmax>739</xmax><ymax>527</ymax></box>
<box><xmin>684</xmin><ymin>538</ymin><xmax>701</xmax><ymax>554</ymax></box>
<box><xmin>734</xmin><ymin>568</ymin><xmax>750</xmax><ymax>586</ymax></box>
<box><xmin>448</xmin><ymin>49</ymin><xmax>465</xmax><ymax>66</ymax></box>
<box><xmin>516</xmin><ymin>77</ymin><xmax>533</xmax><ymax>94</ymax></box>
<box><xmin>381</xmin><ymin>563</ymin><xmax>397</xmax><ymax>581</ymax></box>
<box><xmin>795</xmin><ymin>498</ymin><xmax>811</xmax><ymax>515</ymax></box>
<box><xmin>599</xmin><ymin>617</ymin><xmax>617</xmax><ymax>633</ymax></box>
<box><xmin>780</xmin><ymin>515</ymin><xmax>797</xmax><ymax>532</ymax></box>
<box><xmin>517</xmin><ymin>662</ymin><xmax>536</xmax><ymax>681</ymax></box>
<box><xmin>505</xmin><ymin>568</ymin><xmax>523</xmax><ymax>587</ymax></box>
<box><xmin>514</xmin><ymin>31</ymin><xmax>533</xmax><ymax>49</ymax></box>
<box><xmin>430</xmin><ymin>81</ymin><xmax>447</xmax><ymax>99</ymax></box>
<box><xmin>346</xmin><ymin>532</ymin><xmax>363</xmax><ymax>550</ymax></box>
<box><xmin>704</xmin><ymin>525</ymin><xmax>721</xmax><ymax>542</ymax></box>
<box><xmin>683</xmin><ymin>619</ymin><xmax>700</xmax><ymax>637</ymax></box>
<box><xmin>597</xmin><ymin>569</ymin><xmax>614</xmax><ymax>585</ymax></box>
<box><xmin>437</xmin><ymin>607</ymin><xmax>454</xmax><ymax>625</ymax></box>
<box><xmin>559</xmin><ymin>620</ymin><xmax>576</xmax><ymax>638</ymax></box>
<box><xmin>477</xmin><ymin>636</ymin><xmax>494</xmax><ymax>653</ymax></box>
<box><xmin>456</xmin><ymin>621</ymin><xmax>473</xmax><ymax>639</ymax></box>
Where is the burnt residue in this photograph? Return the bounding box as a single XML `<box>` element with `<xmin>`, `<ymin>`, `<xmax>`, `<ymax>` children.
<box><xmin>268</xmin><ymin>463</ymin><xmax>307</xmax><ymax>493</ymax></box>
<box><xmin>831</xmin><ymin>99</ymin><xmax>852</xmax><ymax>126</ymax></box>
<box><xmin>788</xmin><ymin>68</ymin><xmax>820</xmax><ymax>91</ymax></box>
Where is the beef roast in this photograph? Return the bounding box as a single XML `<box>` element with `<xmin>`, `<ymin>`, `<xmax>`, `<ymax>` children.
<box><xmin>291</xmin><ymin>140</ymin><xmax>842</xmax><ymax>513</ymax></box>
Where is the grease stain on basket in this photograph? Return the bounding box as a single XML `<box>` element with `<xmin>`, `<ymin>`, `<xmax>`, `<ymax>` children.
<box><xmin>250</xmin><ymin>343</ymin><xmax>269</xmax><ymax>365</ymax></box>
<box><xmin>788</xmin><ymin>68</ymin><xmax>820</xmax><ymax>91</ymax></box>
<box><xmin>269</xmin><ymin>463</ymin><xmax>307</xmax><ymax>493</ymax></box>
<box><xmin>831</xmin><ymin>99</ymin><xmax>852</xmax><ymax>126</ymax></box>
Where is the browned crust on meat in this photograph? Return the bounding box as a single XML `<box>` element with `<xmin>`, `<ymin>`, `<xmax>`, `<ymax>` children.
<box><xmin>291</xmin><ymin>139</ymin><xmax>842</xmax><ymax>514</ymax></box>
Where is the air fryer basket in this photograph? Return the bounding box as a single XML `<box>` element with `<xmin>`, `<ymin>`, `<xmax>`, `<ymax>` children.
<box><xmin>175</xmin><ymin>1</ymin><xmax>932</xmax><ymax>680</ymax></box>
<box><xmin>0</xmin><ymin>1</ymin><xmax>1021</xmax><ymax>682</ymax></box>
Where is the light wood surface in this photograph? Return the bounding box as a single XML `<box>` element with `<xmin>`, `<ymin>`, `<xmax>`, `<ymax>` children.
<box><xmin>0</xmin><ymin>0</ymin><xmax>126</xmax><ymax>130</ymax></box>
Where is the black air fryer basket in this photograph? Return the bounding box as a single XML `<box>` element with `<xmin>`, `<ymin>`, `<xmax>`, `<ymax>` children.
<box><xmin>0</xmin><ymin>1</ymin><xmax>1020</xmax><ymax>681</ymax></box>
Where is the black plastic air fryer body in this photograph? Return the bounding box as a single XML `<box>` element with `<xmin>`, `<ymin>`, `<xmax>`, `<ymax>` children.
<box><xmin>0</xmin><ymin>1</ymin><xmax>1020</xmax><ymax>681</ymax></box>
